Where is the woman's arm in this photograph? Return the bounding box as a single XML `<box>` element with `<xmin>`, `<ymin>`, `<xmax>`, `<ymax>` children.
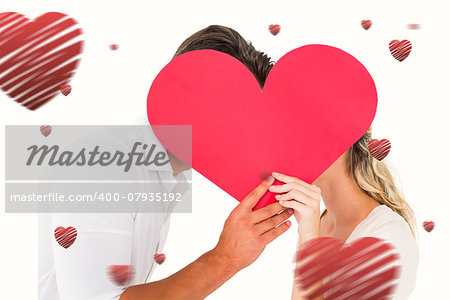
<box><xmin>268</xmin><ymin>172</ymin><xmax>322</xmax><ymax>300</ymax></box>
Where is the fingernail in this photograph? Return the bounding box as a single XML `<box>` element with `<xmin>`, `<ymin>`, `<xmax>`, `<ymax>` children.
<box><xmin>268</xmin><ymin>185</ymin><xmax>276</xmax><ymax>191</ymax></box>
<box><xmin>272</xmin><ymin>172</ymin><xmax>279</xmax><ymax>177</ymax></box>
<box><xmin>287</xmin><ymin>208</ymin><xmax>294</xmax><ymax>215</ymax></box>
<box><xmin>286</xmin><ymin>220</ymin><xmax>291</xmax><ymax>226</ymax></box>
<box><xmin>275</xmin><ymin>194</ymin><xmax>281</xmax><ymax>200</ymax></box>
<box><xmin>265</xmin><ymin>176</ymin><xmax>274</xmax><ymax>182</ymax></box>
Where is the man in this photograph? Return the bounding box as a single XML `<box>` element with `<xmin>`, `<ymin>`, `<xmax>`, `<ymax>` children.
<box><xmin>38</xmin><ymin>25</ymin><xmax>292</xmax><ymax>300</ymax></box>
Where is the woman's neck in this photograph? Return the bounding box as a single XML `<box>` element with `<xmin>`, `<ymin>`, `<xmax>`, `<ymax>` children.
<box><xmin>318</xmin><ymin>172</ymin><xmax>380</xmax><ymax>239</ymax></box>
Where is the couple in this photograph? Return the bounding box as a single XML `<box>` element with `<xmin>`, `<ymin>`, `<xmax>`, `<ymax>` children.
<box><xmin>39</xmin><ymin>25</ymin><xmax>418</xmax><ymax>300</ymax></box>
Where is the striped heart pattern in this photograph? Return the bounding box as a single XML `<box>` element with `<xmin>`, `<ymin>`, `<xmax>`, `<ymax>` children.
<box><xmin>368</xmin><ymin>139</ymin><xmax>391</xmax><ymax>161</ymax></box>
<box><xmin>295</xmin><ymin>237</ymin><xmax>400</xmax><ymax>300</ymax></box>
<box><xmin>423</xmin><ymin>221</ymin><xmax>435</xmax><ymax>232</ymax></box>
<box><xmin>107</xmin><ymin>265</ymin><xmax>135</xmax><ymax>286</ymax></box>
<box><xmin>389</xmin><ymin>40</ymin><xmax>412</xmax><ymax>62</ymax></box>
<box><xmin>268</xmin><ymin>24</ymin><xmax>281</xmax><ymax>35</ymax></box>
<box><xmin>361</xmin><ymin>20</ymin><xmax>372</xmax><ymax>30</ymax></box>
<box><xmin>154</xmin><ymin>253</ymin><xmax>166</xmax><ymax>265</ymax></box>
<box><xmin>54</xmin><ymin>226</ymin><xmax>77</xmax><ymax>249</ymax></box>
<box><xmin>0</xmin><ymin>12</ymin><xmax>83</xmax><ymax>110</ymax></box>
<box><xmin>40</xmin><ymin>125</ymin><xmax>52</xmax><ymax>137</ymax></box>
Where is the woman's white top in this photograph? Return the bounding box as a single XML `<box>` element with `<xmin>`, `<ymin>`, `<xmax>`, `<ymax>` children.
<box><xmin>321</xmin><ymin>204</ymin><xmax>419</xmax><ymax>300</ymax></box>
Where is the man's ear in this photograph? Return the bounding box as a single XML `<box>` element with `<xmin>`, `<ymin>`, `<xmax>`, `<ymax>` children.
<box><xmin>167</xmin><ymin>150</ymin><xmax>191</xmax><ymax>177</ymax></box>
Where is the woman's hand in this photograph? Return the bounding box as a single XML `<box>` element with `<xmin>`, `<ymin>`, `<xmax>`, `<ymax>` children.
<box><xmin>269</xmin><ymin>172</ymin><xmax>321</xmax><ymax>244</ymax></box>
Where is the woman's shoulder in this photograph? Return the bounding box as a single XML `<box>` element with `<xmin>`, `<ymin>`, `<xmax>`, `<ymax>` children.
<box><xmin>362</xmin><ymin>205</ymin><xmax>415</xmax><ymax>240</ymax></box>
<box><xmin>348</xmin><ymin>205</ymin><xmax>419</xmax><ymax>299</ymax></box>
<box><xmin>348</xmin><ymin>204</ymin><xmax>419</xmax><ymax>266</ymax></box>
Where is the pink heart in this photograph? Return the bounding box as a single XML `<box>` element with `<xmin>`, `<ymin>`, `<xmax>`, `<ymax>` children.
<box><xmin>59</xmin><ymin>84</ymin><xmax>72</xmax><ymax>96</ymax></box>
<box><xmin>361</xmin><ymin>20</ymin><xmax>372</xmax><ymax>30</ymax></box>
<box><xmin>54</xmin><ymin>226</ymin><xmax>77</xmax><ymax>249</ymax></box>
<box><xmin>154</xmin><ymin>253</ymin><xmax>166</xmax><ymax>264</ymax></box>
<box><xmin>40</xmin><ymin>125</ymin><xmax>52</xmax><ymax>137</ymax></box>
<box><xmin>423</xmin><ymin>221</ymin><xmax>435</xmax><ymax>232</ymax></box>
<box><xmin>107</xmin><ymin>265</ymin><xmax>135</xmax><ymax>286</ymax></box>
<box><xmin>147</xmin><ymin>44</ymin><xmax>377</xmax><ymax>209</ymax></box>
<box><xmin>0</xmin><ymin>12</ymin><xmax>83</xmax><ymax>110</ymax></box>
<box><xmin>268</xmin><ymin>24</ymin><xmax>281</xmax><ymax>35</ymax></box>
<box><xmin>295</xmin><ymin>237</ymin><xmax>400</xmax><ymax>299</ymax></box>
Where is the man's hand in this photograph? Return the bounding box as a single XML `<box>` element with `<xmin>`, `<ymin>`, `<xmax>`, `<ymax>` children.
<box><xmin>212</xmin><ymin>175</ymin><xmax>293</xmax><ymax>273</ymax></box>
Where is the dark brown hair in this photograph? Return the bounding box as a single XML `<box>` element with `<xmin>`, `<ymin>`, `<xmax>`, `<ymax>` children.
<box><xmin>173</xmin><ymin>25</ymin><xmax>274</xmax><ymax>88</ymax></box>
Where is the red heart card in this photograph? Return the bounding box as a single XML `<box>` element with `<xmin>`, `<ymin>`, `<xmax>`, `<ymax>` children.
<box><xmin>147</xmin><ymin>44</ymin><xmax>377</xmax><ymax>209</ymax></box>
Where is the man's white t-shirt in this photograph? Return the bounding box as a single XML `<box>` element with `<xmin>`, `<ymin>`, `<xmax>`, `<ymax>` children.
<box><xmin>38</xmin><ymin>121</ymin><xmax>192</xmax><ymax>300</ymax></box>
<box><xmin>320</xmin><ymin>204</ymin><xmax>419</xmax><ymax>300</ymax></box>
<box><xmin>38</xmin><ymin>169</ymin><xmax>190</xmax><ymax>300</ymax></box>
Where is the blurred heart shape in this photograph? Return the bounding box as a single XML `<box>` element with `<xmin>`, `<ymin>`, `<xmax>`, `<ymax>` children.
<box><xmin>40</xmin><ymin>125</ymin><xmax>52</xmax><ymax>137</ymax></box>
<box><xmin>295</xmin><ymin>237</ymin><xmax>401</xmax><ymax>299</ymax></box>
<box><xmin>107</xmin><ymin>265</ymin><xmax>135</xmax><ymax>286</ymax></box>
<box><xmin>154</xmin><ymin>253</ymin><xmax>166</xmax><ymax>264</ymax></box>
<box><xmin>361</xmin><ymin>20</ymin><xmax>372</xmax><ymax>30</ymax></box>
<box><xmin>268</xmin><ymin>24</ymin><xmax>281</xmax><ymax>35</ymax></box>
<box><xmin>423</xmin><ymin>221</ymin><xmax>435</xmax><ymax>232</ymax></box>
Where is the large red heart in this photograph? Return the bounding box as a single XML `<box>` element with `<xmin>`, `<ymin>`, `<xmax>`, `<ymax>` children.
<box><xmin>147</xmin><ymin>44</ymin><xmax>377</xmax><ymax>209</ymax></box>
<box><xmin>295</xmin><ymin>237</ymin><xmax>400</xmax><ymax>299</ymax></box>
<box><xmin>0</xmin><ymin>12</ymin><xmax>83</xmax><ymax>110</ymax></box>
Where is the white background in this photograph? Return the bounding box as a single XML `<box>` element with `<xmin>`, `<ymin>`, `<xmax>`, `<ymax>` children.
<box><xmin>1</xmin><ymin>0</ymin><xmax>449</xmax><ymax>299</ymax></box>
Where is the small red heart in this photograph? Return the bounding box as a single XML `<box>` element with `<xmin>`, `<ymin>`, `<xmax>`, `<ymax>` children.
<box><xmin>389</xmin><ymin>40</ymin><xmax>412</xmax><ymax>62</ymax></box>
<box><xmin>60</xmin><ymin>84</ymin><xmax>72</xmax><ymax>96</ymax></box>
<box><xmin>368</xmin><ymin>138</ymin><xmax>391</xmax><ymax>161</ymax></box>
<box><xmin>54</xmin><ymin>226</ymin><xmax>77</xmax><ymax>248</ymax></box>
<box><xmin>295</xmin><ymin>237</ymin><xmax>400</xmax><ymax>299</ymax></box>
<box><xmin>361</xmin><ymin>20</ymin><xmax>372</xmax><ymax>30</ymax></box>
<box><xmin>40</xmin><ymin>125</ymin><xmax>52</xmax><ymax>137</ymax></box>
<box><xmin>268</xmin><ymin>24</ymin><xmax>281</xmax><ymax>35</ymax></box>
<box><xmin>423</xmin><ymin>221</ymin><xmax>435</xmax><ymax>232</ymax></box>
<box><xmin>107</xmin><ymin>265</ymin><xmax>135</xmax><ymax>286</ymax></box>
<box><xmin>154</xmin><ymin>253</ymin><xmax>166</xmax><ymax>264</ymax></box>
<box><xmin>110</xmin><ymin>44</ymin><xmax>119</xmax><ymax>50</ymax></box>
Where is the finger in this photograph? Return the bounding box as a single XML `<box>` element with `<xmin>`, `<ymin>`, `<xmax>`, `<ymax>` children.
<box><xmin>272</xmin><ymin>172</ymin><xmax>319</xmax><ymax>192</ymax></box>
<box><xmin>239</xmin><ymin>176</ymin><xmax>275</xmax><ymax>211</ymax></box>
<box><xmin>254</xmin><ymin>209</ymin><xmax>294</xmax><ymax>235</ymax></box>
<box><xmin>275</xmin><ymin>189</ymin><xmax>316</xmax><ymax>207</ymax></box>
<box><xmin>261</xmin><ymin>220</ymin><xmax>291</xmax><ymax>245</ymax></box>
<box><xmin>278</xmin><ymin>199</ymin><xmax>310</xmax><ymax>213</ymax></box>
<box><xmin>252</xmin><ymin>202</ymin><xmax>285</xmax><ymax>223</ymax></box>
<box><xmin>269</xmin><ymin>182</ymin><xmax>318</xmax><ymax>199</ymax></box>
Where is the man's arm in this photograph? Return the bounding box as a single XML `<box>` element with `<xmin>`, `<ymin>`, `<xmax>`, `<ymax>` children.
<box><xmin>121</xmin><ymin>175</ymin><xmax>293</xmax><ymax>300</ymax></box>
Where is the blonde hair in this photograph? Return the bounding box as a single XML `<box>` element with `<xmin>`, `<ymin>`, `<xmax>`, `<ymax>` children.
<box><xmin>346</xmin><ymin>127</ymin><xmax>417</xmax><ymax>238</ymax></box>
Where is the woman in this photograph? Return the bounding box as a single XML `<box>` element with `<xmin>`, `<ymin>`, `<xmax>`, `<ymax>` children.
<box><xmin>269</xmin><ymin>127</ymin><xmax>418</xmax><ymax>299</ymax></box>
